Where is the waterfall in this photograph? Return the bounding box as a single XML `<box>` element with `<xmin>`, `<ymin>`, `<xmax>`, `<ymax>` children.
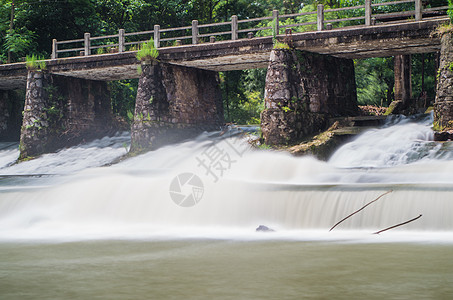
<box><xmin>1</xmin><ymin>116</ymin><xmax>453</xmax><ymax>241</ymax></box>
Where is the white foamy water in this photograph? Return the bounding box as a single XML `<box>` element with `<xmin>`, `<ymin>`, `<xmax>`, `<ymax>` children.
<box><xmin>0</xmin><ymin>142</ymin><xmax>20</xmax><ymax>169</ymax></box>
<box><xmin>0</xmin><ymin>132</ymin><xmax>130</xmax><ymax>175</ymax></box>
<box><xmin>1</xmin><ymin>116</ymin><xmax>453</xmax><ymax>242</ymax></box>
<box><xmin>329</xmin><ymin>114</ymin><xmax>442</xmax><ymax>168</ymax></box>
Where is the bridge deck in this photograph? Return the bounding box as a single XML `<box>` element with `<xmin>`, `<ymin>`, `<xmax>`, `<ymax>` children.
<box><xmin>0</xmin><ymin>17</ymin><xmax>447</xmax><ymax>90</ymax></box>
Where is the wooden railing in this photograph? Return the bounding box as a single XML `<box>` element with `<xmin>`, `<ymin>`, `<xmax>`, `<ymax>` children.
<box><xmin>51</xmin><ymin>0</ymin><xmax>448</xmax><ymax>59</ymax></box>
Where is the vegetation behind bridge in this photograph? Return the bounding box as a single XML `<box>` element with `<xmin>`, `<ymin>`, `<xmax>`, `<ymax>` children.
<box><xmin>0</xmin><ymin>0</ymin><xmax>448</xmax><ymax>124</ymax></box>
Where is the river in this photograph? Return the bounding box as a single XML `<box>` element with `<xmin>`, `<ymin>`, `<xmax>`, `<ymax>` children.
<box><xmin>0</xmin><ymin>115</ymin><xmax>452</xmax><ymax>299</ymax></box>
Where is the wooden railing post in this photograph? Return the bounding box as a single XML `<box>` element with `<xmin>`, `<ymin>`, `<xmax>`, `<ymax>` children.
<box><xmin>51</xmin><ymin>39</ymin><xmax>57</xmax><ymax>59</ymax></box>
<box><xmin>154</xmin><ymin>25</ymin><xmax>160</xmax><ymax>48</ymax></box>
<box><xmin>317</xmin><ymin>5</ymin><xmax>324</xmax><ymax>31</ymax></box>
<box><xmin>118</xmin><ymin>29</ymin><xmax>125</xmax><ymax>53</ymax></box>
<box><xmin>272</xmin><ymin>10</ymin><xmax>279</xmax><ymax>36</ymax></box>
<box><xmin>192</xmin><ymin>20</ymin><xmax>199</xmax><ymax>44</ymax></box>
<box><xmin>415</xmin><ymin>0</ymin><xmax>422</xmax><ymax>21</ymax></box>
<box><xmin>84</xmin><ymin>33</ymin><xmax>91</xmax><ymax>56</ymax></box>
<box><xmin>231</xmin><ymin>15</ymin><xmax>238</xmax><ymax>40</ymax></box>
<box><xmin>365</xmin><ymin>0</ymin><xmax>372</xmax><ymax>26</ymax></box>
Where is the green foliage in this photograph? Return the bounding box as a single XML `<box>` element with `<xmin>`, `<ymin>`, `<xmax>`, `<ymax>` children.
<box><xmin>4</xmin><ymin>0</ymin><xmax>99</xmax><ymax>59</ymax></box>
<box><xmin>126</xmin><ymin>110</ymin><xmax>134</xmax><ymax>123</ymax></box>
<box><xmin>45</xmin><ymin>105</ymin><xmax>60</xmax><ymax>116</ymax></box>
<box><xmin>383</xmin><ymin>100</ymin><xmax>398</xmax><ymax>115</ymax></box>
<box><xmin>434</xmin><ymin>23</ymin><xmax>453</xmax><ymax>37</ymax></box>
<box><xmin>449</xmin><ymin>0</ymin><xmax>453</xmax><ymax>23</ymax></box>
<box><xmin>411</xmin><ymin>53</ymin><xmax>438</xmax><ymax>101</ymax></box>
<box><xmin>432</xmin><ymin>119</ymin><xmax>453</xmax><ymax>131</ymax></box>
<box><xmin>25</xmin><ymin>54</ymin><xmax>46</xmax><ymax>70</ymax></box>
<box><xmin>41</xmin><ymin>84</ymin><xmax>65</xmax><ymax>130</ymax></box>
<box><xmin>273</xmin><ymin>42</ymin><xmax>290</xmax><ymax>49</ymax></box>
<box><xmin>355</xmin><ymin>53</ymin><xmax>438</xmax><ymax>108</ymax></box>
<box><xmin>220</xmin><ymin>70</ymin><xmax>265</xmax><ymax>124</ymax></box>
<box><xmin>355</xmin><ymin>57</ymin><xmax>394</xmax><ymax>106</ymax></box>
<box><xmin>109</xmin><ymin>79</ymin><xmax>138</xmax><ymax>119</ymax></box>
<box><xmin>2</xmin><ymin>28</ymin><xmax>36</xmax><ymax>62</ymax></box>
<box><xmin>271</xmin><ymin>18</ymin><xmax>277</xmax><ymax>43</ymax></box>
<box><xmin>136</xmin><ymin>39</ymin><xmax>159</xmax><ymax>61</ymax></box>
<box><xmin>281</xmin><ymin>106</ymin><xmax>292</xmax><ymax>112</ymax></box>
<box><xmin>432</xmin><ymin>121</ymin><xmax>444</xmax><ymax>131</ymax></box>
<box><xmin>255</xmin><ymin>0</ymin><xmax>430</xmax><ymax>37</ymax></box>
<box><xmin>257</xmin><ymin>143</ymin><xmax>271</xmax><ymax>150</ymax></box>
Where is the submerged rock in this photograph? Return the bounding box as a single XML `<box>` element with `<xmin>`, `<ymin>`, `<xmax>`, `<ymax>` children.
<box><xmin>434</xmin><ymin>130</ymin><xmax>453</xmax><ymax>141</ymax></box>
<box><xmin>256</xmin><ymin>225</ymin><xmax>275</xmax><ymax>232</ymax></box>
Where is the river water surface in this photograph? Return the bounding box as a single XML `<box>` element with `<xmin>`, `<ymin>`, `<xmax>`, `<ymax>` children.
<box><xmin>1</xmin><ymin>116</ymin><xmax>453</xmax><ymax>299</ymax></box>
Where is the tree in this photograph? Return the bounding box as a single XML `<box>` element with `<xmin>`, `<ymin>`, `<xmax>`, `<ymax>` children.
<box><xmin>355</xmin><ymin>57</ymin><xmax>394</xmax><ymax>106</ymax></box>
<box><xmin>0</xmin><ymin>0</ymin><xmax>102</xmax><ymax>59</ymax></box>
<box><xmin>0</xmin><ymin>0</ymin><xmax>36</xmax><ymax>62</ymax></box>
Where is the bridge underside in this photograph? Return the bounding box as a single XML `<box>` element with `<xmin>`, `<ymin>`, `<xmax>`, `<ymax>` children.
<box><xmin>0</xmin><ymin>17</ymin><xmax>447</xmax><ymax>90</ymax></box>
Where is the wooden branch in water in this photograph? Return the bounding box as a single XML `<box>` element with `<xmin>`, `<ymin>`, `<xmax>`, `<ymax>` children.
<box><xmin>329</xmin><ymin>190</ymin><xmax>393</xmax><ymax>232</ymax></box>
<box><xmin>373</xmin><ymin>214</ymin><xmax>422</xmax><ymax>235</ymax></box>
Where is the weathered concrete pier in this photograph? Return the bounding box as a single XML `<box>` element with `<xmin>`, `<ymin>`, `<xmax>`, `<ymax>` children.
<box><xmin>0</xmin><ymin>0</ymin><xmax>450</xmax><ymax>157</ymax></box>
<box><xmin>261</xmin><ymin>49</ymin><xmax>358</xmax><ymax>145</ymax></box>
<box><xmin>19</xmin><ymin>71</ymin><xmax>114</xmax><ymax>159</ymax></box>
<box><xmin>130</xmin><ymin>61</ymin><xmax>223</xmax><ymax>152</ymax></box>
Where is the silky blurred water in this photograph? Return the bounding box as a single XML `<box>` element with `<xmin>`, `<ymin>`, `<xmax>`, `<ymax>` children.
<box><xmin>1</xmin><ymin>240</ymin><xmax>452</xmax><ymax>300</ymax></box>
<box><xmin>1</xmin><ymin>116</ymin><xmax>453</xmax><ymax>299</ymax></box>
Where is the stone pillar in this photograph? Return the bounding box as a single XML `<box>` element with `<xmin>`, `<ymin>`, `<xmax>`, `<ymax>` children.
<box><xmin>19</xmin><ymin>71</ymin><xmax>116</xmax><ymax>159</ymax></box>
<box><xmin>131</xmin><ymin>61</ymin><xmax>223</xmax><ymax>152</ymax></box>
<box><xmin>394</xmin><ymin>54</ymin><xmax>412</xmax><ymax>106</ymax></box>
<box><xmin>434</xmin><ymin>32</ymin><xmax>453</xmax><ymax>134</ymax></box>
<box><xmin>261</xmin><ymin>49</ymin><xmax>358</xmax><ymax>145</ymax></box>
<box><xmin>130</xmin><ymin>61</ymin><xmax>169</xmax><ymax>151</ymax></box>
<box><xmin>20</xmin><ymin>71</ymin><xmax>52</xmax><ymax>158</ymax></box>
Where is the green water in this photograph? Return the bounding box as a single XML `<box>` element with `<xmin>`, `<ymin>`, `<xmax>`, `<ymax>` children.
<box><xmin>1</xmin><ymin>239</ymin><xmax>452</xmax><ymax>299</ymax></box>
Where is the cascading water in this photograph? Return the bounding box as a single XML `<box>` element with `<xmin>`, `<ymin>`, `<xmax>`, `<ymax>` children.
<box><xmin>2</xmin><ymin>115</ymin><xmax>453</xmax><ymax>300</ymax></box>
<box><xmin>1</xmin><ymin>115</ymin><xmax>453</xmax><ymax>242</ymax></box>
<box><xmin>329</xmin><ymin>114</ymin><xmax>447</xmax><ymax>168</ymax></box>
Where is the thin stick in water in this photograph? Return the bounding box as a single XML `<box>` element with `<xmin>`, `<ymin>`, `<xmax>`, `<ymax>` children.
<box><xmin>373</xmin><ymin>214</ymin><xmax>422</xmax><ymax>235</ymax></box>
<box><xmin>329</xmin><ymin>190</ymin><xmax>393</xmax><ymax>232</ymax></box>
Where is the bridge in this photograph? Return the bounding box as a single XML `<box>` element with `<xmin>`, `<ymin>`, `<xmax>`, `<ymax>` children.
<box><xmin>0</xmin><ymin>1</ymin><xmax>447</xmax><ymax>89</ymax></box>
<box><xmin>0</xmin><ymin>0</ymin><xmax>451</xmax><ymax>158</ymax></box>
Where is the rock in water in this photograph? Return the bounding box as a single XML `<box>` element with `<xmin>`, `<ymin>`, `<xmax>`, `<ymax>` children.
<box><xmin>256</xmin><ymin>225</ymin><xmax>275</xmax><ymax>232</ymax></box>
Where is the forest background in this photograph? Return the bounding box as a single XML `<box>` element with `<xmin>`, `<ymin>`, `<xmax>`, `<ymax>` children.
<box><xmin>0</xmin><ymin>0</ymin><xmax>448</xmax><ymax>124</ymax></box>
